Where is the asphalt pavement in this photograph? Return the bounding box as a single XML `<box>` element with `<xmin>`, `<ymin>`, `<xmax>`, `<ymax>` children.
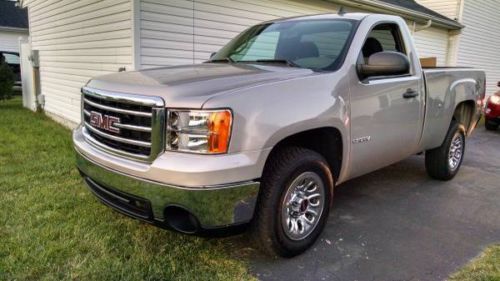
<box><xmin>249</xmin><ymin>127</ymin><xmax>500</xmax><ymax>281</ymax></box>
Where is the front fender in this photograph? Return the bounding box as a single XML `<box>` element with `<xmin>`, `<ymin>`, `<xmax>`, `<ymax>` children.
<box><xmin>203</xmin><ymin>72</ymin><xmax>351</xmax><ymax>181</ymax></box>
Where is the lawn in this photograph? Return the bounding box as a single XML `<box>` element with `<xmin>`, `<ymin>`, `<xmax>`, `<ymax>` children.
<box><xmin>450</xmin><ymin>245</ymin><xmax>500</xmax><ymax>281</ymax></box>
<box><xmin>0</xmin><ymin>98</ymin><xmax>255</xmax><ymax>281</ymax></box>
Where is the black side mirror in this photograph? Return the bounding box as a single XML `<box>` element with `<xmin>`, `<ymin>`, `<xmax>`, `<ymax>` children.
<box><xmin>358</xmin><ymin>51</ymin><xmax>410</xmax><ymax>79</ymax></box>
<box><xmin>210</xmin><ymin>52</ymin><xmax>217</xmax><ymax>59</ymax></box>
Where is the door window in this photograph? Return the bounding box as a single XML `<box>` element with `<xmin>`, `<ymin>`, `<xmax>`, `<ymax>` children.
<box><xmin>361</xmin><ymin>23</ymin><xmax>406</xmax><ymax>61</ymax></box>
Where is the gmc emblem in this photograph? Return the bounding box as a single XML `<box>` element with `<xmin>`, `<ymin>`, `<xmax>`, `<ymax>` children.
<box><xmin>89</xmin><ymin>111</ymin><xmax>121</xmax><ymax>134</ymax></box>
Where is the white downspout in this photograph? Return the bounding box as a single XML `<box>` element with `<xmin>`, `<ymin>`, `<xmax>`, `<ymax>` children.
<box><xmin>446</xmin><ymin>0</ymin><xmax>465</xmax><ymax>66</ymax></box>
<box><xmin>413</xmin><ymin>19</ymin><xmax>432</xmax><ymax>32</ymax></box>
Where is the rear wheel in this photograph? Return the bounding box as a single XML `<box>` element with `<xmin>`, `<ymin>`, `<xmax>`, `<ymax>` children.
<box><xmin>425</xmin><ymin>120</ymin><xmax>465</xmax><ymax>181</ymax></box>
<box><xmin>251</xmin><ymin>147</ymin><xmax>333</xmax><ymax>257</ymax></box>
<box><xmin>485</xmin><ymin>119</ymin><xmax>498</xmax><ymax>131</ymax></box>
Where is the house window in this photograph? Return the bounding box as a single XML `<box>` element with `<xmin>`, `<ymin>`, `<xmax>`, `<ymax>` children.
<box><xmin>2</xmin><ymin>53</ymin><xmax>20</xmax><ymax>65</ymax></box>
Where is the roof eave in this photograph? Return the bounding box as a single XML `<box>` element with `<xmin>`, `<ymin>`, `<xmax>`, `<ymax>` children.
<box><xmin>329</xmin><ymin>0</ymin><xmax>464</xmax><ymax>30</ymax></box>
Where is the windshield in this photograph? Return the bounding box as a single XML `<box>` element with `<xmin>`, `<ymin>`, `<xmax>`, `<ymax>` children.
<box><xmin>210</xmin><ymin>19</ymin><xmax>357</xmax><ymax>71</ymax></box>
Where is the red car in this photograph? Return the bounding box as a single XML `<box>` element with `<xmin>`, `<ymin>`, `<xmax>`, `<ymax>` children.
<box><xmin>485</xmin><ymin>81</ymin><xmax>500</xmax><ymax>131</ymax></box>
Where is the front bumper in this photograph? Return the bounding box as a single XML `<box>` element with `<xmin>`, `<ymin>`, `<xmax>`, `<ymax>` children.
<box><xmin>485</xmin><ymin>103</ymin><xmax>500</xmax><ymax>120</ymax></box>
<box><xmin>76</xmin><ymin>151</ymin><xmax>260</xmax><ymax>229</ymax></box>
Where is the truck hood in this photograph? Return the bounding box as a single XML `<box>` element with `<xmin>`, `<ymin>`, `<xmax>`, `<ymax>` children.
<box><xmin>87</xmin><ymin>63</ymin><xmax>315</xmax><ymax>108</ymax></box>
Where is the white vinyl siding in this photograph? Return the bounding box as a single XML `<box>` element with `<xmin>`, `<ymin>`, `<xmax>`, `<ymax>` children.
<box><xmin>139</xmin><ymin>0</ymin><xmax>357</xmax><ymax>68</ymax></box>
<box><xmin>412</xmin><ymin>27</ymin><xmax>449</xmax><ymax>66</ymax></box>
<box><xmin>140</xmin><ymin>0</ymin><xmax>195</xmax><ymax>68</ymax></box>
<box><xmin>192</xmin><ymin>0</ymin><xmax>347</xmax><ymax>64</ymax></box>
<box><xmin>456</xmin><ymin>0</ymin><xmax>500</xmax><ymax>95</ymax></box>
<box><xmin>22</xmin><ymin>0</ymin><xmax>459</xmax><ymax>126</ymax></box>
<box><xmin>416</xmin><ymin>0</ymin><xmax>460</xmax><ymax>19</ymax></box>
<box><xmin>27</xmin><ymin>0</ymin><xmax>133</xmax><ymax>124</ymax></box>
<box><xmin>0</xmin><ymin>30</ymin><xmax>28</xmax><ymax>52</ymax></box>
<box><xmin>140</xmin><ymin>0</ymin><xmax>451</xmax><ymax>68</ymax></box>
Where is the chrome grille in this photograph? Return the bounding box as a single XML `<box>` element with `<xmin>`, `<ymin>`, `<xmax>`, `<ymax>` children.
<box><xmin>81</xmin><ymin>87</ymin><xmax>165</xmax><ymax>162</ymax></box>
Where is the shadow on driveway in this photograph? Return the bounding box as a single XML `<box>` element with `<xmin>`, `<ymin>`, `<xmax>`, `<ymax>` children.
<box><xmin>249</xmin><ymin>128</ymin><xmax>500</xmax><ymax>281</ymax></box>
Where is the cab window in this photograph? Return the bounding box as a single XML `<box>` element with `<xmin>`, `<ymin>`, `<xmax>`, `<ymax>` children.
<box><xmin>361</xmin><ymin>23</ymin><xmax>406</xmax><ymax>62</ymax></box>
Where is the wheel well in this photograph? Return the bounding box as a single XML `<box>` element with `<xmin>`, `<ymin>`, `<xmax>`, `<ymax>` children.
<box><xmin>453</xmin><ymin>100</ymin><xmax>476</xmax><ymax>135</ymax></box>
<box><xmin>267</xmin><ymin>127</ymin><xmax>343</xmax><ymax>179</ymax></box>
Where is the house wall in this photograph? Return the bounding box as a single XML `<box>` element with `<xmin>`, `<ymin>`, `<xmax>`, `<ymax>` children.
<box><xmin>139</xmin><ymin>0</ymin><xmax>356</xmax><ymax>68</ymax></box>
<box><xmin>0</xmin><ymin>30</ymin><xmax>28</xmax><ymax>52</ymax></box>
<box><xmin>26</xmin><ymin>0</ymin><xmax>133</xmax><ymax>124</ymax></box>
<box><xmin>456</xmin><ymin>0</ymin><xmax>500</xmax><ymax>95</ymax></box>
<box><xmin>22</xmin><ymin>0</ymin><xmax>458</xmax><ymax>125</ymax></box>
<box><xmin>412</xmin><ymin>26</ymin><xmax>450</xmax><ymax>66</ymax></box>
<box><xmin>416</xmin><ymin>0</ymin><xmax>460</xmax><ymax>19</ymax></box>
<box><xmin>139</xmin><ymin>0</ymin><xmax>452</xmax><ymax>68</ymax></box>
<box><xmin>417</xmin><ymin>0</ymin><xmax>500</xmax><ymax>95</ymax></box>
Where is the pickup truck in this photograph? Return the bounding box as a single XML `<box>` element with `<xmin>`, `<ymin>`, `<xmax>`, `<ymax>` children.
<box><xmin>73</xmin><ymin>13</ymin><xmax>485</xmax><ymax>257</ymax></box>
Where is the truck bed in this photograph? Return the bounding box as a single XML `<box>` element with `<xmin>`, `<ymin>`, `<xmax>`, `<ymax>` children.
<box><xmin>421</xmin><ymin>68</ymin><xmax>485</xmax><ymax>150</ymax></box>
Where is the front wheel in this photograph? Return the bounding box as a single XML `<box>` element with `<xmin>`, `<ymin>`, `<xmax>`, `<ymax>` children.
<box><xmin>250</xmin><ymin>147</ymin><xmax>333</xmax><ymax>257</ymax></box>
<box><xmin>425</xmin><ymin>120</ymin><xmax>466</xmax><ymax>181</ymax></box>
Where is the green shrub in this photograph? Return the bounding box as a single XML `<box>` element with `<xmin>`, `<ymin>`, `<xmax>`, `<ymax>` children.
<box><xmin>0</xmin><ymin>57</ymin><xmax>15</xmax><ymax>100</ymax></box>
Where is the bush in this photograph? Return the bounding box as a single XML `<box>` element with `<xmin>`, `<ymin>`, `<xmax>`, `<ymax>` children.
<box><xmin>0</xmin><ymin>57</ymin><xmax>15</xmax><ymax>100</ymax></box>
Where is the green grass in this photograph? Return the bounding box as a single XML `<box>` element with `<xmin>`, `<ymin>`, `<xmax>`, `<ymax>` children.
<box><xmin>450</xmin><ymin>245</ymin><xmax>500</xmax><ymax>281</ymax></box>
<box><xmin>0</xmin><ymin>98</ymin><xmax>255</xmax><ymax>281</ymax></box>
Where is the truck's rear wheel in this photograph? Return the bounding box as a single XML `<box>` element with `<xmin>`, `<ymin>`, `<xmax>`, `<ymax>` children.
<box><xmin>425</xmin><ymin>120</ymin><xmax>465</xmax><ymax>181</ymax></box>
<box><xmin>251</xmin><ymin>147</ymin><xmax>333</xmax><ymax>257</ymax></box>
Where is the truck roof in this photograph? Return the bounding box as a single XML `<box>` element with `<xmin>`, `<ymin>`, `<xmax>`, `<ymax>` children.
<box><xmin>264</xmin><ymin>13</ymin><xmax>404</xmax><ymax>24</ymax></box>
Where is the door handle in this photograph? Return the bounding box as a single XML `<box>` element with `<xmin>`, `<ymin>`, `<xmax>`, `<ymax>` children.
<box><xmin>403</xmin><ymin>89</ymin><xmax>419</xmax><ymax>99</ymax></box>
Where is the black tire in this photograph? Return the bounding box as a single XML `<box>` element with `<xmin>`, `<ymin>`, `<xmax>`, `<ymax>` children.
<box><xmin>485</xmin><ymin>120</ymin><xmax>498</xmax><ymax>131</ymax></box>
<box><xmin>425</xmin><ymin>120</ymin><xmax>466</xmax><ymax>181</ymax></box>
<box><xmin>250</xmin><ymin>146</ymin><xmax>334</xmax><ymax>257</ymax></box>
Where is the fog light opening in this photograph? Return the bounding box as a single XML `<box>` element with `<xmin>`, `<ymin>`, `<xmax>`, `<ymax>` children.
<box><xmin>164</xmin><ymin>206</ymin><xmax>200</xmax><ymax>234</ymax></box>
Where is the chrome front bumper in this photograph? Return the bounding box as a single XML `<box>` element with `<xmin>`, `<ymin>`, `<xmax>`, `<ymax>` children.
<box><xmin>75</xmin><ymin>150</ymin><xmax>260</xmax><ymax>230</ymax></box>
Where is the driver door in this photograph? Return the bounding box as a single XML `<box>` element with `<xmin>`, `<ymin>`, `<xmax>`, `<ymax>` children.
<box><xmin>349</xmin><ymin>22</ymin><xmax>424</xmax><ymax>178</ymax></box>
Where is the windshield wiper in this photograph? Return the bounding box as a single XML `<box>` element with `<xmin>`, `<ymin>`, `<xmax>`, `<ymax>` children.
<box><xmin>240</xmin><ymin>59</ymin><xmax>301</xmax><ymax>68</ymax></box>
<box><xmin>207</xmin><ymin>57</ymin><xmax>234</xmax><ymax>63</ymax></box>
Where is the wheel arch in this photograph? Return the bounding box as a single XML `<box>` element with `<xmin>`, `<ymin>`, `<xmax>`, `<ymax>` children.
<box><xmin>453</xmin><ymin>100</ymin><xmax>477</xmax><ymax>136</ymax></box>
<box><xmin>263</xmin><ymin>127</ymin><xmax>344</xmax><ymax>181</ymax></box>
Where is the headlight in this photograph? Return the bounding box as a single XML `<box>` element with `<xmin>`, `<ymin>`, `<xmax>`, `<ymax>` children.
<box><xmin>166</xmin><ymin>109</ymin><xmax>232</xmax><ymax>154</ymax></box>
<box><xmin>489</xmin><ymin>95</ymin><xmax>500</xmax><ymax>105</ymax></box>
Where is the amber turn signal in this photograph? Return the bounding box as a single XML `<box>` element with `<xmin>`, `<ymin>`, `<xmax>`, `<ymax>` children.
<box><xmin>208</xmin><ymin>110</ymin><xmax>232</xmax><ymax>153</ymax></box>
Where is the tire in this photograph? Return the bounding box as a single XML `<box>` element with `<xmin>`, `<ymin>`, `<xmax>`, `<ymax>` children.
<box><xmin>425</xmin><ymin>120</ymin><xmax>466</xmax><ymax>181</ymax></box>
<box><xmin>485</xmin><ymin>120</ymin><xmax>498</xmax><ymax>131</ymax></box>
<box><xmin>250</xmin><ymin>146</ymin><xmax>334</xmax><ymax>257</ymax></box>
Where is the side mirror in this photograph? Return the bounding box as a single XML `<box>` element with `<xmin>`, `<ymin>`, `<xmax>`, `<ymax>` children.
<box><xmin>497</xmin><ymin>81</ymin><xmax>500</xmax><ymax>87</ymax></box>
<box><xmin>357</xmin><ymin>51</ymin><xmax>410</xmax><ymax>79</ymax></box>
<box><xmin>210</xmin><ymin>52</ymin><xmax>217</xmax><ymax>59</ymax></box>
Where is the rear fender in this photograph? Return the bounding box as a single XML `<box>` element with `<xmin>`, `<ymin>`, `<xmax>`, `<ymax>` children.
<box><xmin>422</xmin><ymin>72</ymin><xmax>484</xmax><ymax>149</ymax></box>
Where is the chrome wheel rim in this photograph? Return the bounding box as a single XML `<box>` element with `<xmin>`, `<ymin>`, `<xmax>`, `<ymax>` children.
<box><xmin>281</xmin><ymin>172</ymin><xmax>325</xmax><ymax>241</ymax></box>
<box><xmin>448</xmin><ymin>132</ymin><xmax>464</xmax><ymax>171</ymax></box>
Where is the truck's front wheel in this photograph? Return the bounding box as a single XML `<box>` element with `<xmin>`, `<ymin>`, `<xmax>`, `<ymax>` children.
<box><xmin>251</xmin><ymin>147</ymin><xmax>333</xmax><ymax>257</ymax></box>
<box><xmin>425</xmin><ymin>120</ymin><xmax>466</xmax><ymax>181</ymax></box>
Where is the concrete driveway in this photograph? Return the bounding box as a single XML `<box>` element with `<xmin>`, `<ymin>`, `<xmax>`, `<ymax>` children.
<box><xmin>250</xmin><ymin>127</ymin><xmax>500</xmax><ymax>281</ymax></box>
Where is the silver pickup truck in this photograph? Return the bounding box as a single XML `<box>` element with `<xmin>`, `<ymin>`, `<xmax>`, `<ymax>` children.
<box><xmin>73</xmin><ymin>13</ymin><xmax>485</xmax><ymax>257</ymax></box>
